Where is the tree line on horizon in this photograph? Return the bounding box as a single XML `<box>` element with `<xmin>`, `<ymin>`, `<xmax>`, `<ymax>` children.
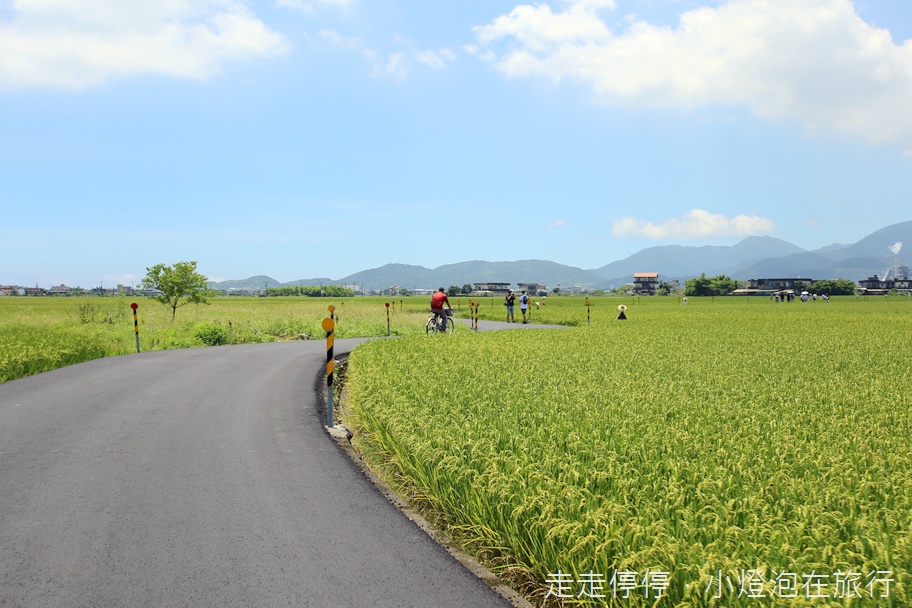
<box><xmin>684</xmin><ymin>274</ymin><xmax>857</xmax><ymax>297</ymax></box>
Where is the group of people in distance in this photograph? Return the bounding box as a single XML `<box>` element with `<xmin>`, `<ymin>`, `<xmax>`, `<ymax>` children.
<box><xmin>429</xmin><ymin>287</ymin><xmax>535</xmax><ymax>331</ymax></box>
<box><xmin>431</xmin><ymin>288</ymin><xmax>637</xmax><ymax>329</ymax></box>
<box><xmin>504</xmin><ymin>289</ymin><xmax>532</xmax><ymax>324</ymax></box>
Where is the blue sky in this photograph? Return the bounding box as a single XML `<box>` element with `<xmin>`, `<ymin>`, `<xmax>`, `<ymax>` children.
<box><xmin>2</xmin><ymin>0</ymin><xmax>910</xmax><ymax>288</ymax></box>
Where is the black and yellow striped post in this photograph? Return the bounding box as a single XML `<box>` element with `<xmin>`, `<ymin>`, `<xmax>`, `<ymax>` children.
<box><xmin>322</xmin><ymin>316</ymin><xmax>335</xmax><ymax>427</ymax></box>
<box><xmin>586</xmin><ymin>297</ymin><xmax>590</xmax><ymax>326</ymax></box>
<box><xmin>385</xmin><ymin>302</ymin><xmax>391</xmax><ymax>336</ymax></box>
<box><xmin>473</xmin><ymin>301</ymin><xmax>479</xmax><ymax>331</ymax></box>
<box><xmin>130</xmin><ymin>302</ymin><xmax>140</xmax><ymax>352</ymax></box>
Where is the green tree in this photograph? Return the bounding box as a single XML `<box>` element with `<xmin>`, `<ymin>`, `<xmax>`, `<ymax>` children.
<box><xmin>447</xmin><ymin>285</ymin><xmax>460</xmax><ymax>297</ymax></box>
<box><xmin>553</xmin><ymin>287</ymin><xmax>560</xmax><ymax>295</ymax></box>
<box><xmin>808</xmin><ymin>279</ymin><xmax>857</xmax><ymax>296</ymax></box>
<box><xmin>609</xmin><ymin>284</ymin><xmax>635</xmax><ymax>296</ymax></box>
<box><xmin>143</xmin><ymin>261</ymin><xmax>214</xmax><ymax>320</ymax></box>
<box><xmin>685</xmin><ymin>273</ymin><xmax>740</xmax><ymax>296</ymax></box>
<box><xmin>266</xmin><ymin>285</ymin><xmax>354</xmax><ymax>298</ymax></box>
<box><xmin>656</xmin><ymin>281</ymin><xmax>676</xmax><ymax>296</ymax></box>
<box><xmin>461</xmin><ymin>284</ymin><xmax>473</xmax><ymax>295</ymax></box>
<box><xmin>685</xmin><ymin>274</ymin><xmax>711</xmax><ymax>296</ymax></box>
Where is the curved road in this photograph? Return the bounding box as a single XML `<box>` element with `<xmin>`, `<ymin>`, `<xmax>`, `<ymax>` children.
<box><xmin>0</xmin><ymin>337</ymin><xmax>527</xmax><ymax>608</ymax></box>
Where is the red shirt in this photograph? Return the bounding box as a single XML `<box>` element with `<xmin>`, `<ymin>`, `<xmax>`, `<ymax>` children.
<box><xmin>431</xmin><ymin>291</ymin><xmax>449</xmax><ymax>310</ymax></box>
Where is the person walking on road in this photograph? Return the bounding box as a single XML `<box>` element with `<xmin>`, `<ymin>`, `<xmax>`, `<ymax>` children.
<box><xmin>520</xmin><ymin>290</ymin><xmax>530</xmax><ymax>324</ymax></box>
<box><xmin>504</xmin><ymin>289</ymin><xmax>516</xmax><ymax>323</ymax></box>
<box><xmin>430</xmin><ymin>287</ymin><xmax>452</xmax><ymax>332</ymax></box>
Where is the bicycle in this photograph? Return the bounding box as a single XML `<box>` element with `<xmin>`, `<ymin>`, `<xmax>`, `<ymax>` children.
<box><xmin>426</xmin><ymin>308</ymin><xmax>455</xmax><ymax>334</ymax></box>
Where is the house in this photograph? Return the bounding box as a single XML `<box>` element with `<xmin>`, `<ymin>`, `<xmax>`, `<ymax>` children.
<box><xmin>858</xmin><ymin>276</ymin><xmax>912</xmax><ymax>295</ymax></box>
<box><xmin>555</xmin><ymin>284</ymin><xmax>582</xmax><ymax>295</ymax></box>
<box><xmin>516</xmin><ymin>282</ymin><xmax>547</xmax><ymax>297</ymax></box>
<box><xmin>48</xmin><ymin>284</ymin><xmax>73</xmax><ymax>296</ymax></box>
<box><xmin>633</xmin><ymin>272</ymin><xmax>659</xmax><ymax>295</ymax></box>
<box><xmin>473</xmin><ymin>282</ymin><xmax>511</xmax><ymax>297</ymax></box>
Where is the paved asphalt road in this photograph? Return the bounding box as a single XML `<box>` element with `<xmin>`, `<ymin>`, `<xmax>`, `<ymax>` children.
<box><xmin>0</xmin><ymin>332</ymin><xmax>540</xmax><ymax>608</ymax></box>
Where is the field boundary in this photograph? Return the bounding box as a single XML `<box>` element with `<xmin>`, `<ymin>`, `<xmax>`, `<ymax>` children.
<box><xmin>319</xmin><ymin>352</ymin><xmax>534</xmax><ymax>608</ymax></box>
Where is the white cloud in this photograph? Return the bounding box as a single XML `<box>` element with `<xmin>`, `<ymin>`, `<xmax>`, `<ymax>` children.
<box><xmin>0</xmin><ymin>0</ymin><xmax>289</xmax><ymax>90</ymax></box>
<box><xmin>374</xmin><ymin>52</ymin><xmax>408</xmax><ymax>80</ymax></box>
<box><xmin>475</xmin><ymin>2</ymin><xmax>612</xmax><ymax>52</ymax></box>
<box><xmin>277</xmin><ymin>0</ymin><xmax>353</xmax><ymax>14</ymax></box>
<box><xmin>318</xmin><ymin>28</ymin><xmax>367</xmax><ymax>53</ymax></box>
<box><xmin>547</xmin><ymin>219</ymin><xmax>566</xmax><ymax>230</ymax></box>
<box><xmin>416</xmin><ymin>48</ymin><xmax>457</xmax><ymax>70</ymax></box>
<box><xmin>612</xmin><ymin>209</ymin><xmax>775</xmax><ymax>239</ymax></box>
<box><xmin>474</xmin><ymin>0</ymin><xmax>912</xmax><ymax>149</ymax></box>
<box><xmin>319</xmin><ymin>29</ymin><xmax>457</xmax><ymax>80</ymax></box>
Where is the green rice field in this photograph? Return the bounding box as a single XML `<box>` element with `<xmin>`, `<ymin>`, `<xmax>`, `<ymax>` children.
<box><xmin>0</xmin><ymin>294</ymin><xmax>454</xmax><ymax>383</ymax></box>
<box><xmin>2</xmin><ymin>294</ymin><xmax>910</xmax><ymax>606</ymax></box>
<box><xmin>342</xmin><ymin>295</ymin><xmax>912</xmax><ymax>607</ymax></box>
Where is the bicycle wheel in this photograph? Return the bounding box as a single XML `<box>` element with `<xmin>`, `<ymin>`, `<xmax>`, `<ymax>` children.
<box><xmin>426</xmin><ymin>316</ymin><xmax>438</xmax><ymax>334</ymax></box>
<box><xmin>445</xmin><ymin>317</ymin><xmax>455</xmax><ymax>334</ymax></box>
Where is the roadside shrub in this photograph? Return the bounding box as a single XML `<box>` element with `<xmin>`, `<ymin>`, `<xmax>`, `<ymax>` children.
<box><xmin>194</xmin><ymin>322</ymin><xmax>230</xmax><ymax>346</ymax></box>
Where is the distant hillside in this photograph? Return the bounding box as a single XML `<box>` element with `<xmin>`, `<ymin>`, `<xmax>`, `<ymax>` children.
<box><xmin>812</xmin><ymin>220</ymin><xmax>912</xmax><ymax>262</ymax></box>
<box><xmin>212</xmin><ymin>275</ymin><xmax>333</xmax><ymax>291</ymax></box>
<box><xmin>338</xmin><ymin>264</ymin><xmax>439</xmax><ymax>290</ymax></box>
<box><xmin>594</xmin><ymin>223</ymin><xmax>911</xmax><ymax>284</ymax></box>
<box><xmin>592</xmin><ymin>236</ymin><xmax>806</xmax><ymax>284</ymax></box>
<box><xmin>211</xmin><ymin>275</ymin><xmax>282</xmax><ymax>291</ymax></box>
<box><xmin>340</xmin><ymin>260</ymin><xmax>608</xmax><ymax>291</ymax></box>
<box><xmin>735</xmin><ymin>254</ymin><xmax>889</xmax><ymax>282</ymax></box>
<box><xmin>211</xmin><ymin>221</ymin><xmax>911</xmax><ymax>291</ymax></box>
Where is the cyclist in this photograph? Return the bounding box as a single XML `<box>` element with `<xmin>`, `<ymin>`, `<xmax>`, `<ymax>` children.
<box><xmin>430</xmin><ymin>287</ymin><xmax>452</xmax><ymax>332</ymax></box>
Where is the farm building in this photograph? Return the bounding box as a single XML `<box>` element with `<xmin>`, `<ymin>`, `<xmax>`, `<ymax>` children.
<box><xmin>633</xmin><ymin>272</ymin><xmax>659</xmax><ymax>295</ymax></box>
<box><xmin>473</xmin><ymin>282</ymin><xmax>511</xmax><ymax>296</ymax></box>
<box><xmin>858</xmin><ymin>275</ymin><xmax>912</xmax><ymax>295</ymax></box>
<box><xmin>47</xmin><ymin>284</ymin><xmax>74</xmax><ymax>296</ymax></box>
<box><xmin>517</xmin><ymin>282</ymin><xmax>548</xmax><ymax>296</ymax></box>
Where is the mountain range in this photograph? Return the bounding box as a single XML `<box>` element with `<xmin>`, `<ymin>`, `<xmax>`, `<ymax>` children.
<box><xmin>212</xmin><ymin>221</ymin><xmax>911</xmax><ymax>292</ymax></box>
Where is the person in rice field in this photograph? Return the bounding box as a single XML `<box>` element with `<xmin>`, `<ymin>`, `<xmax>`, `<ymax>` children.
<box><xmin>617</xmin><ymin>304</ymin><xmax>627</xmax><ymax>320</ymax></box>
<box><xmin>504</xmin><ymin>289</ymin><xmax>516</xmax><ymax>323</ymax></box>
<box><xmin>520</xmin><ymin>290</ymin><xmax>530</xmax><ymax>323</ymax></box>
